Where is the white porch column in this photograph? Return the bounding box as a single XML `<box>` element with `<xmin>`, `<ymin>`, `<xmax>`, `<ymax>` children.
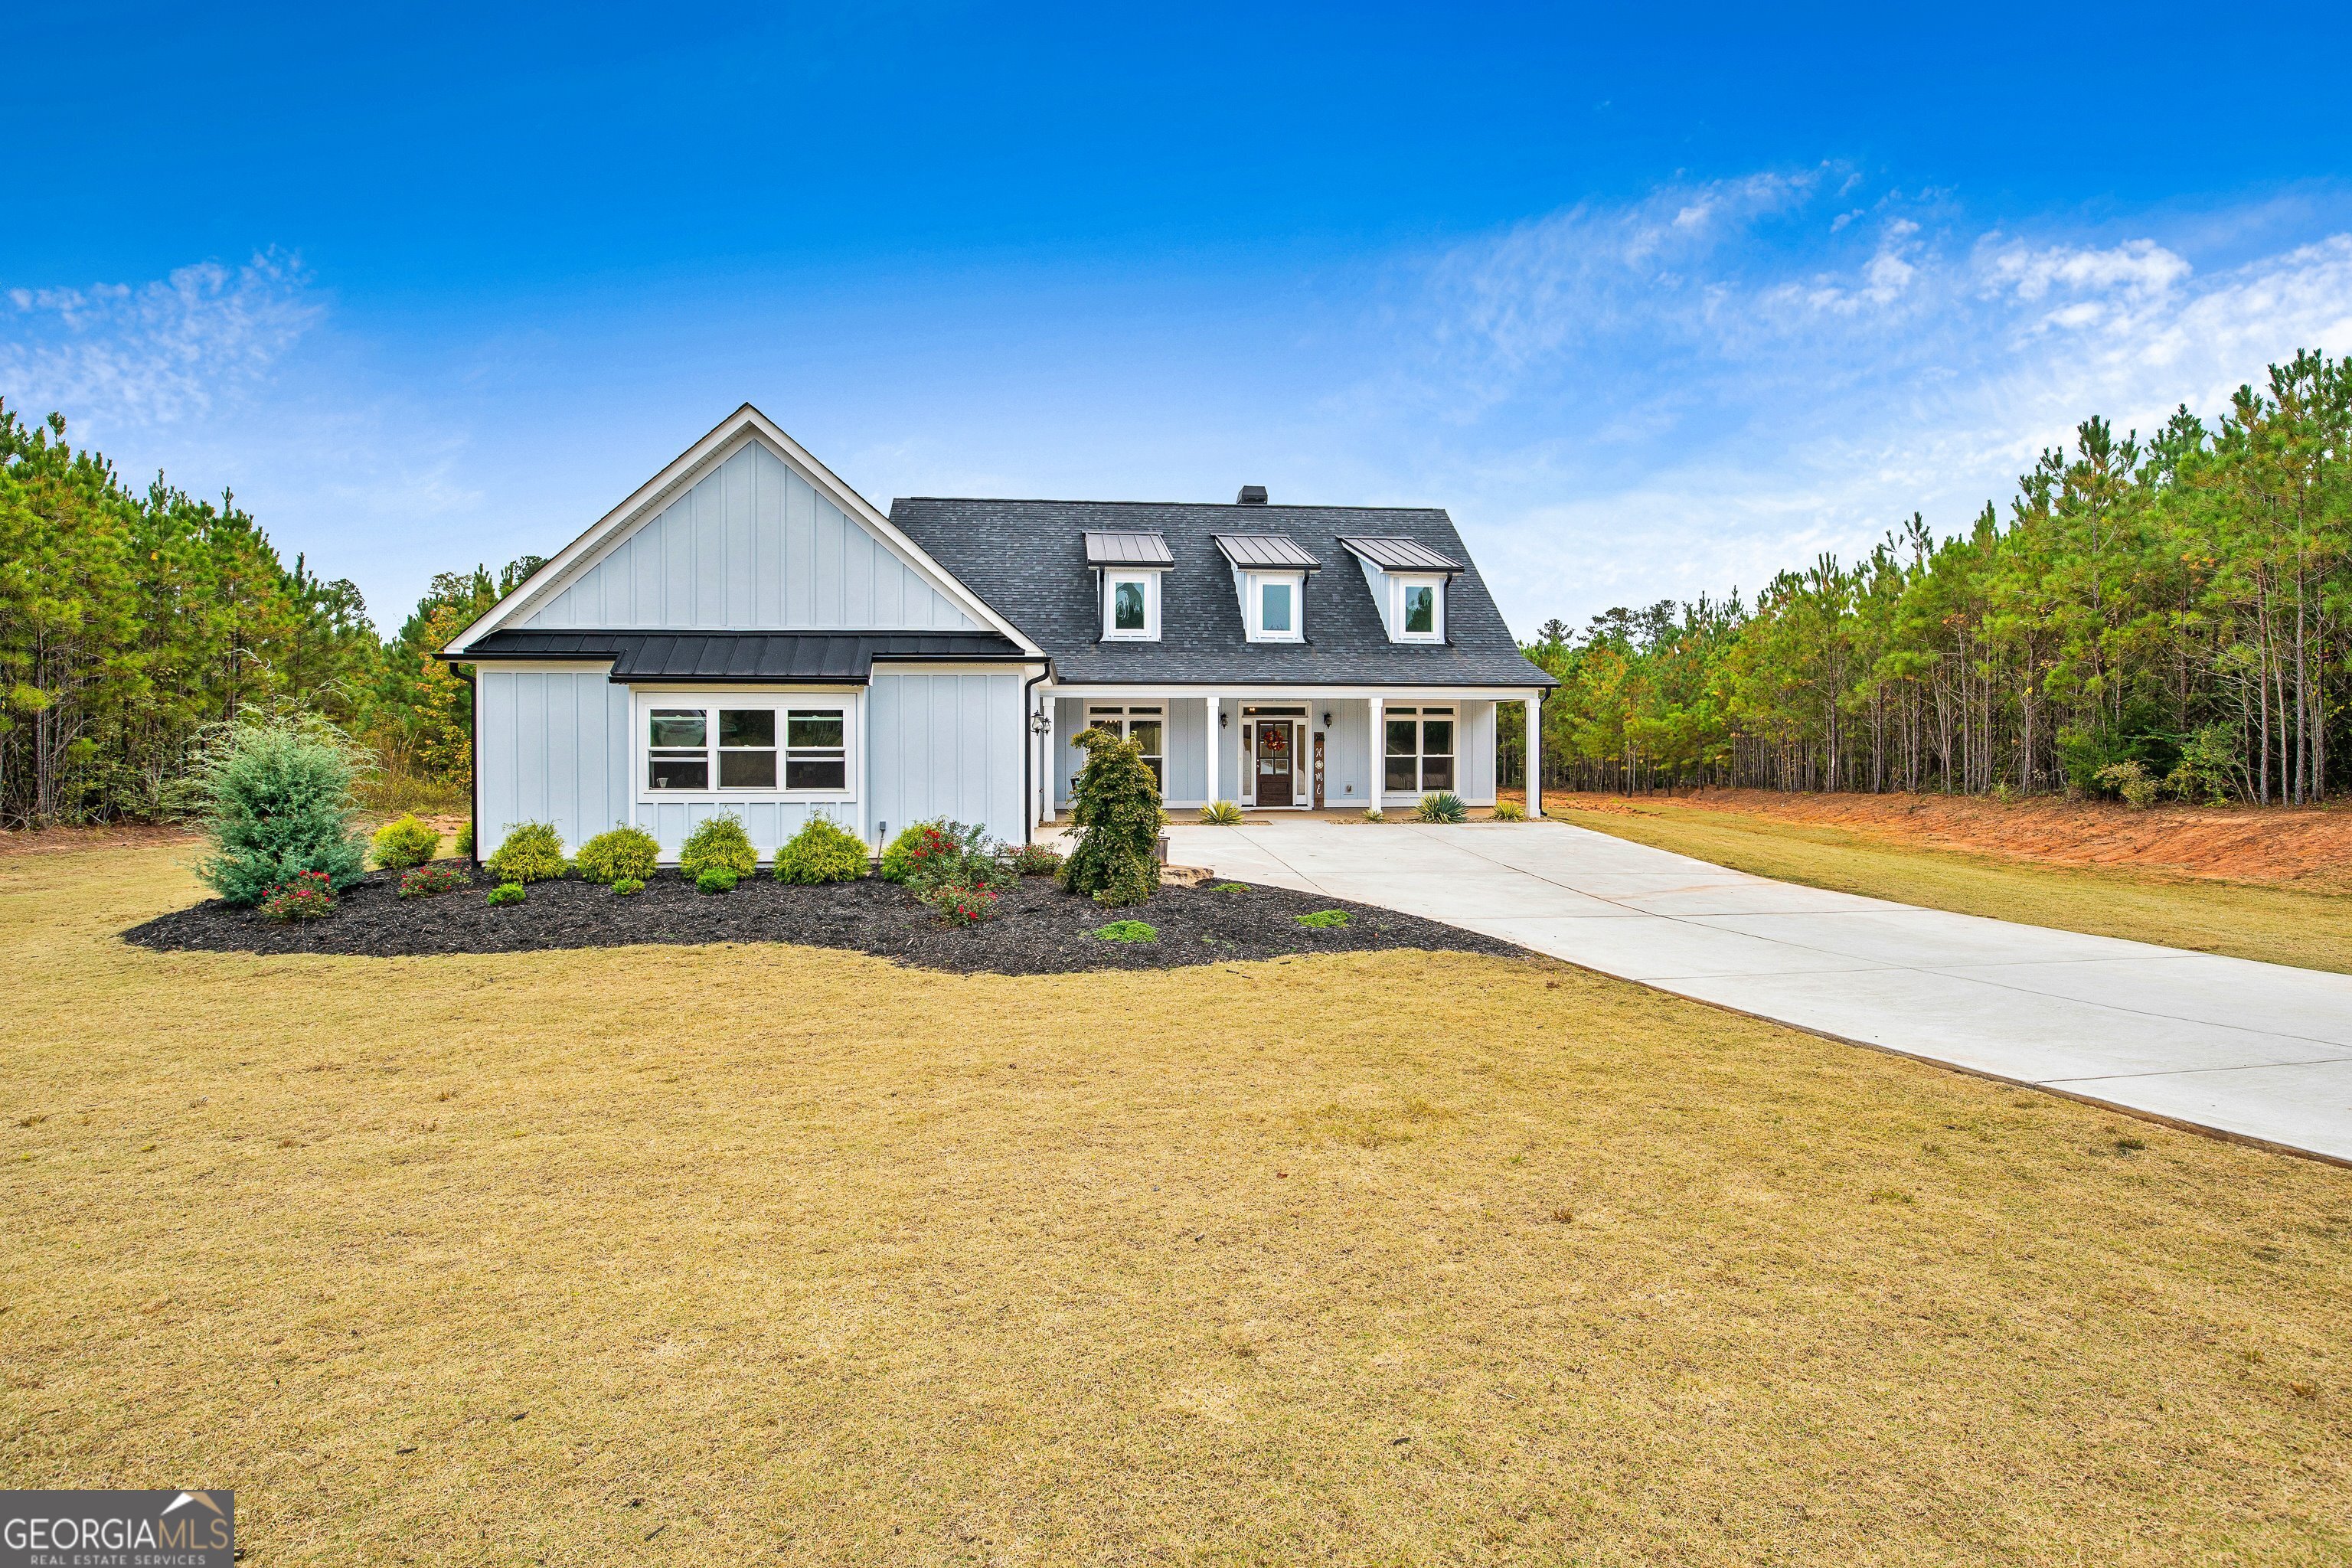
<box><xmin>1526</xmin><ymin>693</ymin><xmax>1544</xmax><ymax>817</ymax></box>
<box><xmin>1367</xmin><ymin>694</ymin><xmax>1384</xmax><ymax>815</ymax></box>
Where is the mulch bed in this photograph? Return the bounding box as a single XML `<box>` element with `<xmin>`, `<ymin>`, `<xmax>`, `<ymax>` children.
<box><xmin>122</xmin><ymin>870</ymin><xmax>1524</xmax><ymax>975</ymax></box>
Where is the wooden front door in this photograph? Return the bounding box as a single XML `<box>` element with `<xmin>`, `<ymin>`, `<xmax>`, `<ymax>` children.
<box><xmin>1255</xmin><ymin>720</ymin><xmax>1295</xmax><ymax>807</ymax></box>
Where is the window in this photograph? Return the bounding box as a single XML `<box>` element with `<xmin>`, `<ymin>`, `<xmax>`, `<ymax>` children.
<box><xmin>1084</xmin><ymin>705</ymin><xmax>1164</xmax><ymax>789</ymax></box>
<box><xmin>1103</xmin><ymin>571</ymin><xmax>1160</xmax><ymax>640</ymax></box>
<box><xmin>1244</xmin><ymin>572</ymin><xmax>1304</xmax><ymax>642</ymax></box>
<box><xmin>1383</xmin><ymin>706</ymin><xmax>1455</xmax><ymax>792</ymax></box>
<box><xmin>1391</xmin><ymin>576</ymin><xmax>1443</xmax><ymax>642</ymax></box>
<box><xmin>645</xmin><ymin>702</ymin><xmax>848</xmax><ymax>794</ymax></box>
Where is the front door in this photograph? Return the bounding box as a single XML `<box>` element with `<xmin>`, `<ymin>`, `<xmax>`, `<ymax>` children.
<box><xmin>1255</xmin><ymin>720</ymin><xmax>1295</xmax><ymax>807</ymax></box>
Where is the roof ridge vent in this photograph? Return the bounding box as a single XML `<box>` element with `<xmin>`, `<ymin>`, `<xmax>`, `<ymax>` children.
<box><xmin>1236</xmin><ymin>485</ymin><xmax>1268</xmax><ymax>505</ymax></box>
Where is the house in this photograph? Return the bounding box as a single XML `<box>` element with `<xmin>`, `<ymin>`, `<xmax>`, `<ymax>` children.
<box><xmin>441</xmin><ymin>405</ymin><xmax>1554</xmax><ymax>861</ymax></box>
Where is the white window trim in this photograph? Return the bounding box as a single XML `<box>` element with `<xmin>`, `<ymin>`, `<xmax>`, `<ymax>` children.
<box><xmin>1102</xmin><ymin>570</ymin><xmax>1161</xmax><ymax>641</ymax></box>
<box><xmin>1240</xmin><ymin>570</ymin><xmax>1306</xmax><ymax>642</ymax></box>
<box><xmin>1383</xmin><ymin>704</ymin><xmax>1459</xmax><ymax>795</ymax></box>
<box><xmin>1391</xmin><ymin>575</ymin><xmax>1446</xmax><ymax>643</ymax></box>
<box><xmin>632</xmin><ymin>688</ymin><xmax>861</xmax><ymax>808</ymax></box>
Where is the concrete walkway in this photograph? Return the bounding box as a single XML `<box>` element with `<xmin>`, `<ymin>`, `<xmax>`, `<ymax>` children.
<box><xmin>1160</xmin><ymin>819</ymin><xmax>2352</xmax><ymax>1165</ymax></box>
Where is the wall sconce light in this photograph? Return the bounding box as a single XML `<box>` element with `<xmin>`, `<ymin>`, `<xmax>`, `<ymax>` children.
<box><xmin>1027</xmin><ymin>709</ymin><xmax>1050</xmax><ymax>735</ymax></box>
<box><xmin>1219</xmin><ymin>711</ymin><xmax>1228</xmax><ymax>728</ymax></box>
<box><xmin>1321</xmin><ymin>711</ymin><xmax>1333</xmax><ymax>729</ymax></box>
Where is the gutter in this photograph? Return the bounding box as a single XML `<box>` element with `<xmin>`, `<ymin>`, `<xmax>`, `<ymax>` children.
<box><xmin>1021</xmin><ymin>664</ymin><xmax>1052</xmax><ymax>844</ymax></box>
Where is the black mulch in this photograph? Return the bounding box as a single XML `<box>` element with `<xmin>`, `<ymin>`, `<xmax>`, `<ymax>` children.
<box><xmin>122</xmin><ymin>869</ymin><xmax>1525</xmax><ymax>975</ymax></box>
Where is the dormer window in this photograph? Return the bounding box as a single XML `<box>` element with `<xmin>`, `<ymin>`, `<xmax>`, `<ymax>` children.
<box><xmin>1214</xmin><ymin>533</ymin><xmax>1320</xmax><ymax>645</ymax></box>
<box><xmin>1083</xmin><ymin>530</ymin><xmax>1173</xmax><ymax>642</ymax></box>
<box><xmin>1247</xmin><ymin>573</ymin><xmax>1304</xmax><ymax>642</ymax></box>
<box><xmin>1340</xmin><ymin>537</ymin><xmax>1462</xmax><ymax>645</ymax></box>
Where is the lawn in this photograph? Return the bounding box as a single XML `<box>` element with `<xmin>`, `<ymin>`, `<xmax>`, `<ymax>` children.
<box><xmin>1555</xmin><ymin>796</ymin><xmax>2352</xmax><ymax>977</ymax></box>
<box><xmin>3</xmin><ymin>842</ymin><xmax>2348</xmax><ymax>1564</ymax></box>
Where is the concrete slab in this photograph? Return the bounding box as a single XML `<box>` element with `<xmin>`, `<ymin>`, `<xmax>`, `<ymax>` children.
<box><xmin>1156</xmin><ymin>818</ymin><xmax>2352</xmax><ymax>1165</ymax></box>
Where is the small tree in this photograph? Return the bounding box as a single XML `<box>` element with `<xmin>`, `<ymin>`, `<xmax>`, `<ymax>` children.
<box><xmin>191</xmin><ymin>710</ymin><xmax>370</xmax><ymax>905</ymax></box>
<box><xmin>1058</xmin><ymin>726</ymin><xmax>1162</xmax><ymax>906</ymax></box>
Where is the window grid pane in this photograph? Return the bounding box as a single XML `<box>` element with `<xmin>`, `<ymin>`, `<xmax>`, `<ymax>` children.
<box><xmin>1261</xmin><ymin>581</ymin><xmax>1292</xmax><ymax>632</ymax></box>
<box><xmin>1403</xmin><ymin>585</ymin><xmax>1436</xmax><ymax>633</ymax></box>
<box><xmin>1112</xmin><ymin>580</ymin><xmax>1146</xmax><ymax>630</ymax></box>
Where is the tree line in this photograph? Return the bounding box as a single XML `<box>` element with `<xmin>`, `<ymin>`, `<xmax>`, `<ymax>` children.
<box><xmin>0</xmin><ymin>402</ymin><xmax>537</xmax><ymax>828</ymax></box>
<box><xmin>1522</xmin><ymin>349</ymin><xmax>2350</xmax><ymax>805</ymax></box>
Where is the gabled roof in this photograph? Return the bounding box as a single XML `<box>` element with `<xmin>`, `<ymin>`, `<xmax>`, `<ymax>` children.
<box><xmin>464</xmin><ymin>629</ymin><xmax>1024</xmax><ymax>681</ymax></box>
<box><xmin>1083</xmin><ymin>531</ymin><xmax>1174</xmax><ymax>567</ymax></box>
<box><xmin>1340</xmin><ymin>535</ymin><xmax>1463</xmax><ymax>573</ymax></box>
<box><xmin>440</xmin><ymin>405</ymin><xmax>1043</xmax><ymax>660</ymax></box>
<box><xmin>890</xmin><ymin>498</ymin><xmax>1553</xmax><ymax>688</ymax></box>
<box><xmin>1212</xmin><ymin>533</ymin><xmax>1321</xmax><ymax>570</ymax></box>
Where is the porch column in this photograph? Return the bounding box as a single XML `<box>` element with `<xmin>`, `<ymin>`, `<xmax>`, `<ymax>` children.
<box><xmin>1526</xmin><ymin>694</ymin><xmax>1544</xmax><ymax>817</ymax></box>
<box><xmin>1367</xmin><ymin>694</ymin><xmax>1384</xmax><ymax>815</ymax></box>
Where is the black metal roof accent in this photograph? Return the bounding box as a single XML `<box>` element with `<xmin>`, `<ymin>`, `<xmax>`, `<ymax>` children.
<box><xmin>1082</xmin><ymin>530</ymin><xmax>1174</xmax><ymax>567</ymax></box>
<box><xmin>1212</xmin><ymin>533</ymin><xmax>1321</xmax><ymax>570</ymax></box>
<box><xmin>458</xmin><ymin>629</ymin><xmax>1027</xmax><ymax>682</ymax></box>
<box><xmin>1338</xmin><ymin>535</ymin><xmax>1464</xmax><ymax>573</ymax></box>
<box><xmin>888</xmin><ymin>497</ymin><xmax>1555</xmax><ymax>688</ymax></box>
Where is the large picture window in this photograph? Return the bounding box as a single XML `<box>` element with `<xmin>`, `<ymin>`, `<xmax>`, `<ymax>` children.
<box><xmin>1383</xmin><ymin>706</ymin><xmax>1455</xmax><ymax>792</ymax></box>
<box><xmin>645</xmin><ymin>702</ymin><xmax>848</xmax><ymax>794</ymax></box>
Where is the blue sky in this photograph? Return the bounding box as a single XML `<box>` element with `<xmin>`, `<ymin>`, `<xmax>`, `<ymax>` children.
<box><xmin>8</xmin><ymin>1</ymin><xmax>2352</xmax><ymax>637</ymax></box>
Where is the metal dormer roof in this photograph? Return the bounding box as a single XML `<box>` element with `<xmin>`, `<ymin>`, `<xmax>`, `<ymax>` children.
<box><xmin>1211</xmin><ymin>534</ymin><xmax>1321</xmax><ymax>570</ymax></box>
<box><xmin>1339</xmin><ymin>535</ymin><xmax>1464</xmax><ymax>573</ymax></box>
<box><xmin>1082</xmin><ymin>530</ymin><xmax>1174</xmax><ymax>567</ymax></box>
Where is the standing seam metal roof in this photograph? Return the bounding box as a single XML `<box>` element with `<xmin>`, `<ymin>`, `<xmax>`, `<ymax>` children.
<box><xmin>887</xmin><ymin>498</ymin><xmax>1553</xmax><ymax>688</ymax></box>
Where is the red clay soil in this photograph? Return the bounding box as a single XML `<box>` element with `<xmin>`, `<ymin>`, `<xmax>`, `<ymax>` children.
<box><xmin>1556</xmin><ymin>787</ymin><xmax>2352</xmax><ymax>893</ymax></box>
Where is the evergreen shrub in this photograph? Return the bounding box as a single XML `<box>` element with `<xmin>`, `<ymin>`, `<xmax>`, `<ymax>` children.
<box><xmin>1060</xmin><ymin>727</ymin><xmax>1163</xmax><ymax>907</ymax></box>
<box><xmin>456</xmin><ymin>822</ymin><xmax>475</xmax><ymax>860</ymax></box>
<box><xmin>774</xmin><ymin>815</ymin><xmax>869</xmax><ymax>884</ymax></box>
<box><xmin>696</xmin><ymin>867</ymin><xmax>739</xmax><ymax>895</ymax></box>
<box><xmin>486</xmin><ymin>822</ymin><xmax>567</xmax><ymax>883</ymax></box>
<box><xmin>487</xmin><ymin>883</ymin><xmax>527</xmax><ymax>906</ymax></box>
<box><xmin>612</xmin><ymin>877</ymin><xmax>645</xmax><ymax>897</ymax></box>
<box><xmin>577</xmin><ymin>825</ymin><xmax>660</xmax><ymax>885</ymax></box>
<box><xmin>370</xmin><ymin>813</ymin><xmax>441</xmax><ymax>872</ymax></box>
<box><xmin>680</xmin><ymin>815</ymin><xmax>756</xmax><ymax>879</ymax></box>
<box><xmin>192</xmin><ymin>711</ymin><xmax>369</xmax><ymax>906</ymax></box>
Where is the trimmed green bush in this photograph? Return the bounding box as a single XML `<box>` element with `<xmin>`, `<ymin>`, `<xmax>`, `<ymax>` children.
<box><xmin>487</xmin><ymin>882</ymin><xmax>527</xmax><ymax>907</ymax></box>
<box><xmin>1198</xmin><ymin>799</ymin><xmax>1244</xmax><ymax>825</ymax></box>
<box><xmin>370</xmin><ymin>813</ymin><xmax>441</xmax><ymax>873</ymax></box>
<box><xmin>680</xmin><ymin>815</ymin><xmax>756</xmax><ymax>879</ymax></box>
<box><xmin>1295</xmin><ymin>908</ymin><xmax>1351</xmax><ymax>929</ymax></box>
<box><xmin>774</xmin><ymin>815</ymin><xmax>870</xmax><ymax>884</ymax></box>
<box><xmin>190</xmin><ymin>711</ymin><xmax>370</xmax><ymax>905</ymax></box>
<box><xmin>1416</xmin><ymin>791</ymin><xmax>1468</xmax><ymax>824</ymax></box>
<box><xmin>1006</xmin><ymin>841</ymin><xmax>1065</xmax><ymax>877</ymax></box>
<box><xmin>486</xmin><ymin>822</ymin><xmax>567</xmax><ymax>884</ymax></box>
<box><xmin>696</xmin><ymin>867</ymin><xmax>739</xmax><ymax>895</ymax></box>
<box><xmin>1488</xmin><ymin>798</ymin><xmax>1527</xmax><ymax>822</ymax></box>
<box><xmin>1060</xmin><ymin>726</ymin><xmax>1162</xmax><ymax>907</ymax></box>
<box><xmin>1094</xmin><ymin>920</ymin><xmax>1158</xmax><ymax>942</ymax></box>
<box><xmin>880</xmin><ymin>819</ymin><xmax>948</xmax><ymax>883</ymax></box>
<box><xmin>576</xmin><ymin>825</ymin><xmax>661</xmax><ymax>885</ymax></box>
<box><xmin>456</xmin><ymin>822</ymin><xmax>475</xmax><ymax>860</ymax></box>
<box><xmin>612</xmin><ymin>877</ymin><xmax>645</xmax><ymax>897</ymax></box>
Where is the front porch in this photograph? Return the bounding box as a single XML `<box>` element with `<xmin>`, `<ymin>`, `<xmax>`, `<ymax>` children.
<box><xmin>1040</xmin><ymin>688</ymin><xmax>1544</xmax><ymax>823</ymax></box>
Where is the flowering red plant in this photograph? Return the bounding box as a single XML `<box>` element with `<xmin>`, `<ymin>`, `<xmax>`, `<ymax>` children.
<box><xmin>397</xmin><ymin>863</ymin><xmax>470</xmax><ymax>899</ymax></box>
<box><xmin>920</xmin><ymin>879</ymin><xmax>1000</xmax><ymax>926</ymax></box>
<box><xmin>258</xmin><ymin>870</ymin><xmax>337</xmax><ymax>922</ymax></box>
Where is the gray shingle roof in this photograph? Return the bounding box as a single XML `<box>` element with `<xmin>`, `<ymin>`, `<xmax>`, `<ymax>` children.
<box><xmin>890</xmin><ymin>498</ymin><xmax>1553</xmax><ymax>688</ymax></box>
<box><xmin>1082</xmin><ymin>530</ymin><xmax>1174</xmax><ymax>567</ymax></box>
<box><xmin>1340</xmin><ymin>535</ymin><xmax>1463</xmax><ymax>573</ymax></box>
<box><xmin>462</xmin><ymin>629</ymin><xmax>1023</xmax><ymax>681</ymax></box>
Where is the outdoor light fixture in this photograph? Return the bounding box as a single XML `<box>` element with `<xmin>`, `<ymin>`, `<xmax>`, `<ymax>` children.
<box><xmin>1027</xmin><ymin>709</ymin><xmax>1050</xmax><ymax>735</ymax></box>
<box><xmin>1321</xmin><ymin>711</ymin><xmax>1333</xmax><ymax>728</ymax></box>
<box><xmin>1219</xmin><ymin>711</ymin><xmax>1227</xmax><ymax>728</ymax></box>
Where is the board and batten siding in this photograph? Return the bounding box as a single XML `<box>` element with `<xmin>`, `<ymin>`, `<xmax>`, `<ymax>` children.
<box><xmin>1054</xmin><ymin>696</ymin><xmax>1210</xmax><ymax>806</ymax></box>
<box><xmin>871</xmin><ymin>670</ymin><xmax>1027</xmax><ymax>844</ymax></box>
<box><xmin>523</xmin><ymin>440</ymin><xmax>978</xmax><ymax>632</ymax></box>
<box><xmin>475</xmin><ymin>666</ymin><xmax>632</xmax><ymax>854</ymax></box>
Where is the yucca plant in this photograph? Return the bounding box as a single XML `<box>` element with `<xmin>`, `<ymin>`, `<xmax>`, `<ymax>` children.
<box><xmin>1416</xmin><ymin>791</ymin><xmax>1468</xmax><ymax>824</ymax></box>
<box><xmin>1198</xmin><ymin>799</ymin><xmax>1244</xmax><ymax>825</ymax></box>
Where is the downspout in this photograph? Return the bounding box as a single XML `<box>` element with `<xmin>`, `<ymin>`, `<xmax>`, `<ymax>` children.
<box><xmin>454</xmin><ymin>661</ymin><xmax>481</xmax><ymax>870</ymax></box>
<box><xmin>1021</xmin><ymin>665</ymin><xmax>1050</xmax><ymax>845</ymax></box>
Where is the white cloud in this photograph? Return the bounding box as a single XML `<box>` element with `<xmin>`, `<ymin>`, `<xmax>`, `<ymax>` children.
<box><xmin>0</xmin><ymin>250</ymin><xmax>320</xmax><ymax>432</ymax></box>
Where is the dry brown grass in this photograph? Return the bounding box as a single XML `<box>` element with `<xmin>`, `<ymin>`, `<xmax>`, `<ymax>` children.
<box><xmin>4</xmin><ymin>844</ymin><xmax>2349</xmax><ymax>1564</ymax></box>
<box><xmin>1556</xmin><ymin>795</ymin><xmax>2352</xmax><ymax>977</ymax></box>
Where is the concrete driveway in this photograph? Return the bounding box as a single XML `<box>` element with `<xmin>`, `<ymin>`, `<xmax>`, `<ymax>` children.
<box><xmin>1161</xmin><ymin>818</ymin><xmax>2352</xmax><ymax>1165</ymax></box>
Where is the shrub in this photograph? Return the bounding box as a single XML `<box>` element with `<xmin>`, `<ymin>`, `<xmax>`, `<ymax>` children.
<box><xmin>487</xmin><ymin>882</ymin><xmax>528</xmax><ymax>907</ymax></box>
<box><xmin>191</xmin><ymin>711</ymin><xmax>369</xmax><ymax>906</ymax></box>
<box><xmin>920</xmin><ymin>880</ymin><xmax>1001</xmax><ymax>925</ymax></box>
<box><xmin>397</xmin><ymin>863</ymin><xmax>470</xmax><ymax>899</ymax></box>
<box><xmin>1416</xmin><ymin>791</ymin><xmax>1468</xmax><ymax>824</ymax></box>
<box><xmin>2093</xmin><ymin>760</ymin><xmax>2159</xmax><ymax>809</ymax></box>
<box><xmin>774</xmin><ymin>815</ymin><xmax>870</xmax><ymax>884</ymax></box>
<box><xmin>1060</xmin><ymin>726</ymin><xmax>1163</xmax><ymax>907</ymax></box>
<box><xmin>887</xmin><ymin>820</ymin><xmax>1010</xmax><ymax>896</ymax></box>
<box><xmin>1488</xmin><ymin>798</ymin><xmax>1527</xmax><ymax>822</ymax></box>
<box><xmin>370</xmin><ymin>813</ymin><xmax>441</xmax><ymax>873</ymax></box>
<box><xmin>258</xmin><ymin>871</ymin><xmax>338</xmax><ymax>922</ymax></box>
<box><xmin>1199</xmin><ymin>799</ymin><xmax>1244</xmax><ymax>825</ymax></box>
<box><xmin>2167</xmin><ymin>723</ymin><xmax>2240</xmax><ymax>804</ymax></box>
<box><xmin>1212</xmin><ymin>881</ymin><xmax>1249</xmax><ymax>893</ymax></box>
<box><xmin>576</xmin><ymin>825</ymin><xmax>661</xmax><ymax>886</ymax></box>
<box><xmin>1094</xmin><ymin>920</ymin><xmax>1158</xmax><ymax>942</ymax></box>
<box><xmin>881</xmin><ymin>819</ymin><xmax>956</xmax><ymax>884</ymax></box>
<box><xmin>680</xmin><ymin>815</ymin><xmax>757</xmax><ymax>880</ymax></box>
<box><xmin>612</xmin><ymin>877</ymin><xmax>645</xmax><ymax>897</ymax></box>
<box><xmin>696</xmin><ymin>867</ymin><xmax>739</xmax><ymax>895</ymax></box>
<box><xmin>486</xmin><ymin>822</ymin><xmax>568</xmax><ymax>884</ymax></box>
<box><xmin>1295</xmin><ymin>908</ymin><xmax>1351</xmax><ymax>929</ymax></box>
<box><xmin>456</xmin><ymin>822</ymin><xmax>475</xmax><ymax>860</ymax></box>
<box><xmin>1361</xmin><ymin>806</ymin><xmax>1386</xmax><ymax>824</ymax></box>
<box><xmin>1006</xmin><ymin>841</ymin><xmax>1065</xmax><ymax>877</ymax></box>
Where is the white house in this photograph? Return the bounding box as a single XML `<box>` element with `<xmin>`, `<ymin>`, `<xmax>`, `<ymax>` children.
<box><xmin>441</xmin><ymin>405</ymin><xmax>1554</xmax><ymax>861</ymax></box>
